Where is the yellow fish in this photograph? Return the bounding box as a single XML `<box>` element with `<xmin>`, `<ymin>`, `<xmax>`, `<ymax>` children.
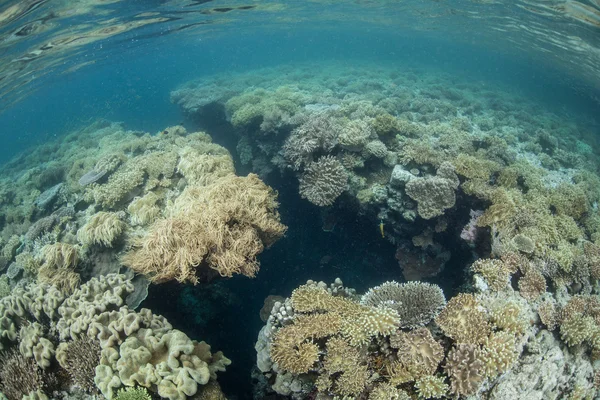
<box><xmin>379</xmin><ymin>219</ymin><xmax>384</xmax><ymax>238</ymax></box>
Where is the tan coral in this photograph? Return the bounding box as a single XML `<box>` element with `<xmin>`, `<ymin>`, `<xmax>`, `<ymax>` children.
<box><xmin>444</xmin><ymin>344</ymin><xmax>485</xmax><ymax>396</ymax></box>
<box><xmin>77</xmin><ymin>211</ymin><xmax>126</xmax><ymax>247</ymax></box>
<box><xmin>414</xmin><ymin>375</ymin><xmax>449</xmax><ymax>399</ymax></box>
<box><xmin>435</xmin><ymin>293</ymin><xmax>490</xmax><ymax>344</ymax></box>
<box><xmin>389</xmin><ymin>328</ymin><xmax>443</xmax><ymax>379</ymax></box>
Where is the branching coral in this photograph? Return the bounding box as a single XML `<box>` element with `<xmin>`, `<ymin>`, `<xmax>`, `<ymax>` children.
<box><xmin>77</xmin><ymin>211</ymin><xmax>126</xmax><ymax>247</ymax></box>
<box><xmin>122</xmin><ymin>174</ymin><xmax>286</xmax><ymax>283</ymax></box>
<box><xmin>298</xmin><ymin>155</ymin><xmax>348</xmax><ymax>207</ymax></box>
<box><xmin>56</xmin><ymin>337</ymin><xmax>101</xmax><ymax>393</ymax></box>
<box><xmin>0</xmin><ymin>348</ymin><xmax>50</xmax><ymax>400</ymax></box>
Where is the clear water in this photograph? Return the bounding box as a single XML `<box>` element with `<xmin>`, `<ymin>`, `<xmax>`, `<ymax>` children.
<box><xmin>1</xmin><ymin>1</ymin><xmax>600</xmax><ymax>399</ymax></box>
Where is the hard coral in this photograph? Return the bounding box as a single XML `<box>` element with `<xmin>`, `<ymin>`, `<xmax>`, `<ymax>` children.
<box><xmin>56</xmin><ymin>337</ymin><xmax>101</xmax><ymax>393</ymax></box>
<box><xmin>298</xmin><ymin>155</ymin><xmax>348</xmax><ymax>207</ymax></box>
<box><xmin>405</xmin><ymin>162</ymin><xmax>459</xmax><ymax>219</ymax></box>
<box><xmin>360</xmin><ymin>281</ymin><xmax>445</xmax><ymax>329</ymax></box>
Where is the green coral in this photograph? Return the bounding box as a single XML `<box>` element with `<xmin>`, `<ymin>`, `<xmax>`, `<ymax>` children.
<box><xmin>115</xmin><ymin>387</ymin><xmax>152</xmax><ymax>400</ymax></box>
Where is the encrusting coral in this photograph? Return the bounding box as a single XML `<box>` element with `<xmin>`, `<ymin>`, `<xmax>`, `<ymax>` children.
<box><xmin>122</xmin><ymin>173</ymin><xmax>286</xmax><ymax>283</ymax></box>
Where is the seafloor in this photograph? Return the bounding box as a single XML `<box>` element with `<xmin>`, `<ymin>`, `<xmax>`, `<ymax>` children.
<box><xmin>0</xmin><ymin>62</ymin><xmax>599</xmax><ymax>400</ymax></box>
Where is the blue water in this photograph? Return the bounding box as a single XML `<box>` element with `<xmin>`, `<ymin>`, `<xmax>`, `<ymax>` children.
<box><xmin>2</xmin><ymin>25</ymin><xmax>598</xmax><ymax>163</ymax></box>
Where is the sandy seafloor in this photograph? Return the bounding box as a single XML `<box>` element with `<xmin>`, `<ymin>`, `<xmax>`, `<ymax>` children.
<box><xmin>1</xmin><ymin>3</ymin><xmax>600</xmax><ymax>400</ymax></box>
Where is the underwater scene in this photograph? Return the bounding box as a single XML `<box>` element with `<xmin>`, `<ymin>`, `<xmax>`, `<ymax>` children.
<box><xmin>1</xmin><ymin>1</ymin><xmax>600</xmax><ymax>400</ymax></box>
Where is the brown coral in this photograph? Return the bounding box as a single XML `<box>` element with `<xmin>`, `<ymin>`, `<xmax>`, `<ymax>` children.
<box><xmin>389</xmin><ymin>328</ymin><xmax>444</xmax><ymax>379</ymax></box>
<box><xmin>444</xmin><ymin>344</ymin><xmax>485</xmax><ymax>396</ymax></box>
<box><xmin>435</xmin><ymin>293</ymin><xmax>490</xmax><ymax>344</ymax></box>
<box><xmin>122</xmin><ymin>174</ymin><xmax>287</xmax><ymax>283</ymax></box>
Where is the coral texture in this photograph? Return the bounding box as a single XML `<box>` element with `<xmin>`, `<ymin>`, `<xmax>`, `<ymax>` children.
<box><xmin>122</xmin><ymin>173</ymin><xmax>286</xmax><ymax>283</ymax></box>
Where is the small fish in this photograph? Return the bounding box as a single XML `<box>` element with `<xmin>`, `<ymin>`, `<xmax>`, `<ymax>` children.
<box><xmin>379</xmin><ymin>219</ymin><xmax>384</xmax><ymax>238</ymax></box>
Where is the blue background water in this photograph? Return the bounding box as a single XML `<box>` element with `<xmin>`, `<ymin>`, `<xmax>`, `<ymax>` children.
<box><xmin>2</xmin><ymin>27</ymin><xmax>598</xmax><ymax>164</ymax></box>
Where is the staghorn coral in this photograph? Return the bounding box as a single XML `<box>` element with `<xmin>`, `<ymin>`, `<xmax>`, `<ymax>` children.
<box><xmin>414</xmin><ymin>375</ymin><xmax>449</xmax><ymax>399</ymax></box>
<box><xmin>405</xmin><ymin>162</ymin><xmax>459</xmax><ymax>219</ymax></box>
<box><xmin>444</xmin><ymin>344</ymin><xmax>485</xmax><ymax>397</ymax></box>
<box><xmin>122</xmin><ymin>174</ymin><xmax>286</xmax><ymax>283</ymax></box>
<box><xmin>435</xmin><ymin>293</ymin><xmax>490</xmax><ymax>344</ymax></box>
<box><xmin>298</xmin><ymin>155</ymin><xmax>348</xmax><ymax>207</ymax></box>
<box><xmin>55</xmin><ymin>337</ymin><xmax>101</xmax><ymax>393</ymax></box>
<box><xmin>0</xmin><ymin>348</ymin><xmax>49</xmax><ymax>400</ymax></box>
<box><xmin>360</xmin><ymin>281</ymin><xmax>445</xmax><ymax>329</ymax></box>
<box><xmin>77</xmin><ymin>211</ymin><xmax>126</xmax><ymax>247</ymax></box>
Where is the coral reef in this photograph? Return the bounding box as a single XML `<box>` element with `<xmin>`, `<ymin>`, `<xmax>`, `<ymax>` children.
<box><xmin>0</xmin><ymin>274</ymin><xmax>230</xmax><ymax>400</ymax></box>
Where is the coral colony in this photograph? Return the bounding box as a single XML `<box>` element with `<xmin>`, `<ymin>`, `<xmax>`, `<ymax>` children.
<box><xmin>1</xmin><ymin>62</ymin><xmax>599</xmax><ymax>399</ymax></box>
